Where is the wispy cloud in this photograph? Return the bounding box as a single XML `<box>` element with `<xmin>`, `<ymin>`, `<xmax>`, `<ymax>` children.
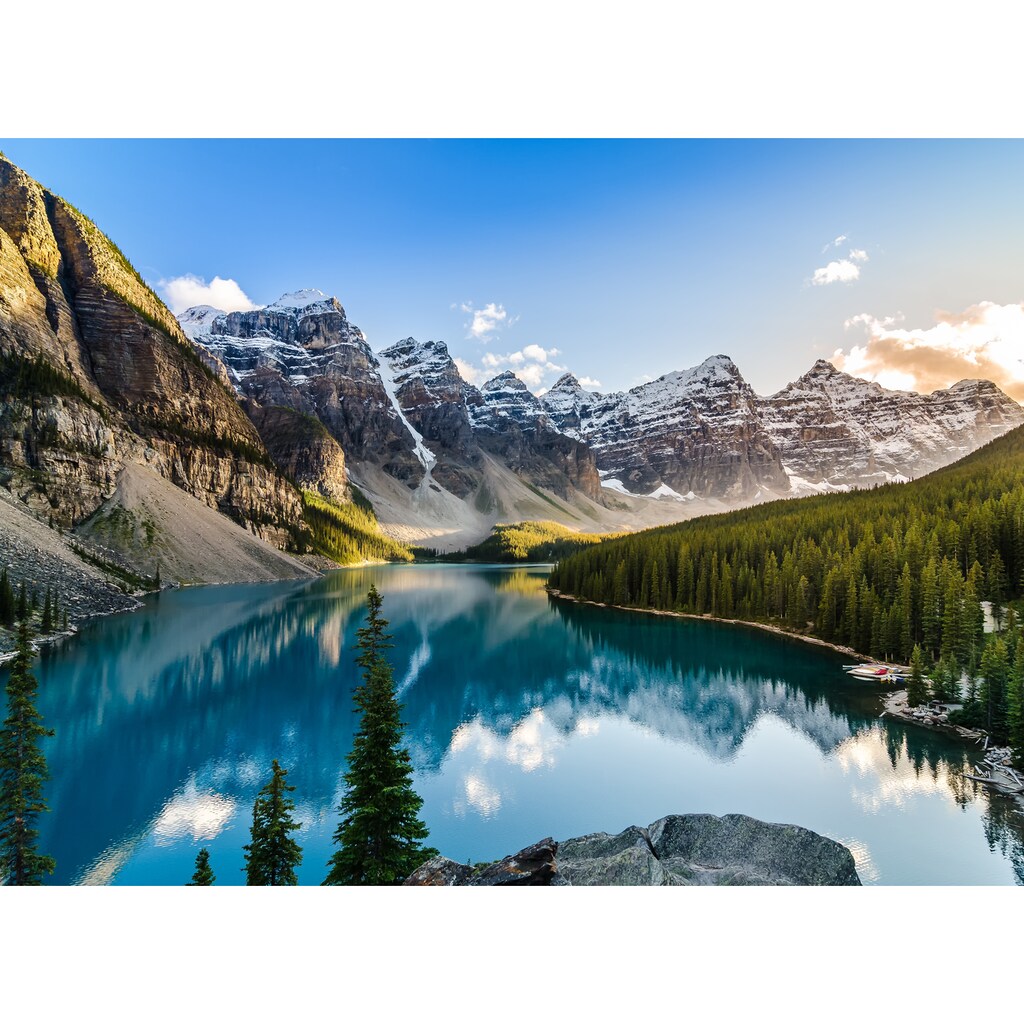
<box><xmin>453</xmin><ymin>357</ymin><xmax>484</xmax><ymax>386</ymax></box>
<box><xmin>578</xmin><ymin>375</ymin><xmax>602</xmax><ymax>389</ymax></box>
<box><xmin>821</xmin><ymin>234</ymin><xmax>848</xmax><ymax>253</ymax></box>
<box><xmin>159</xmin><ymin>274</ymin><xmax>259</xmax><ymax>314</ymax></box>
<box><xmin>459</xmin><ymin>300</ymin><xmax>517</xmax><ymax>341</ymax></box>
<box><xmin>833</xmin><ymin>300</ymin><xmax>1024</xmax><ymax>399</ymax></box>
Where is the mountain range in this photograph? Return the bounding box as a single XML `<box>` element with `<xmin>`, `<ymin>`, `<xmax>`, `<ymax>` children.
<box><xmin>183</xmin><ymin>289</ymin><xmax>1023</xmax><ymax>525</ymax></box>
<box><xmin>1</xmin><ymin>150</ymin><xmax>1022</xmax><ymax>625</ymax></box>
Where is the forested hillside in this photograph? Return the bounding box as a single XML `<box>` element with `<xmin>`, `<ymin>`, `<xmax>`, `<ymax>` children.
<box><xmin>550</xmin><ymin>425</ymin><xmax>1024</xmax><ymax>671</ymax></box>
<box><xmin>293</xmin><ymin>490</ymin><xmax>414</xmax><ymax>565</ymax></box>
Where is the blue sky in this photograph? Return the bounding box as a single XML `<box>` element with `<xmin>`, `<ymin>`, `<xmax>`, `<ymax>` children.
<box><xmin>5</xmin><ymin>138</ymin><xmax>1024</xmax><ymax>399</ymax></box>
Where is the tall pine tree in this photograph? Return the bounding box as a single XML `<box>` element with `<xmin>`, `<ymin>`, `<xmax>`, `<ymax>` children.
<box><xmin>243</xmin><ymin>760</ymin><xmax>302</xmax><ymax>885</ymax></box>
<box><xmin>324</xmin><ymin>586</ymin><xmax>436</xmax><ymax>885</ymax></box>
<box><xmin>906</xmin><ymin>644</ymin><xmax>929</xmax><ymax>707</ymax></box>
<box><xmin>1008</xmin><ymin>638</ymin><xmax>1024</xmax><ymax>771</ymax></box>
<box><xmin>0</xmin><ymin>620</ymin><xmax>55</xmax><ymax>884</ymax></box>
<box><xmin>189</xmin><ymin>847</ymin><xmax>215</xmax><ymax>885</ymax></box>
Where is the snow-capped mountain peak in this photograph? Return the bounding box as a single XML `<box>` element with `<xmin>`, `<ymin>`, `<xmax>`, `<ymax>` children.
<box><xmin>177</xmin><ymin>304</ymin><xmax>225</xmax><ymax>340</ymax></box>
<box><xmin>265</xmin><ymin>288</ymin><xmax>331</xmax><ymax>311</ymax></box>
<box><xmin>549</xmin><ymin>372</ymin><xmax>584</xmax><ymax>392</ymax></box>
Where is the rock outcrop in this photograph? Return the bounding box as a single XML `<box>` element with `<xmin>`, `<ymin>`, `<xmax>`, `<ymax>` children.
<box><xmin>405</xmin><ymin>837</ymin><xmax>558</xmax><ymax>886</ymax></box>
<box><xmin>404</xmin><ymin>813</ymin><xmax>861</xmax><ymax>886</ymax></box>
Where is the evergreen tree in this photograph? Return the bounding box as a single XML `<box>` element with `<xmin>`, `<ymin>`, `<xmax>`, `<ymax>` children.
<box><xmin>1008</xmin><ymin>639</ymin><xmax>1024</xmax><ymax>771</ymax></box>
<box><xmin>40</xmin><ymin>588</ymin><xmax>52</xmax><ymax>634</ymax></box>
<box><xmin>16</xmin><ymin>583</ymin><xmax>27</xmax><ymax>623</ymax></box>
<box><xmin>980</xmin><ymin>638</ymin><xmax>1011</xmax><ymax>743</ymax></box>
<box><xmin>906</xmin><ymin>644</ymin><xmax>928</xmax><ymax>707</ymax></box>
<box><xmin>932</xmin><ymin>654</ymin><xmax>959</xmax><ymax>703</ymax></box>
<box><xmin>324</xmin><ymin>586</ymin><xmax>436</xmax><ymax>885</ymax></box>
<box><xmin>0</xmin><ymin>568</ymin><xmax>13</xmax><ymax>628</ymax></box>
<box><xmin>0</xmin><ymin>621</ymin><xmax>55</xmax><ymax>884</ymax></box>
<box><xmin>189</xmin><ymin>847</ymin><xmax>215</xmax><ymax>885</ymax></box>
<box><xmin>243</xmin><ymin>760</ymin><xmax>302</xmax><ymax>885</ymax></box>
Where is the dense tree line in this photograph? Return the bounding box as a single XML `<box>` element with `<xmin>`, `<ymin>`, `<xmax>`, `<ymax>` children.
<box><xmin>0</xmin><ymin>350</ymin><xmax>106</xmax><ymax>415</ymax></box>
<box><xmin>550</xmin><ymin>425</ymin><xmax>1024</xmax><ymax>760</ymax></box>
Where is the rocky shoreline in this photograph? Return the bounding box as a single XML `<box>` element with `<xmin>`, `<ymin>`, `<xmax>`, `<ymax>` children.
<box><xmin>881</xmin><ymin>690</ymin><xmax>1024</xmax><ymax>811</ymax></box>
<box><xmin>405</xmin><ymin>813</ymin><xmax>862</xmax><ymax>886</ymax></box>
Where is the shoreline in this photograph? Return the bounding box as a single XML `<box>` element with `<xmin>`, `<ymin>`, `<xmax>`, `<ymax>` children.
<box><xmin>545</xmin><ymin>587</ymin><xmax>874</xmax><ymax>662</ymax></box>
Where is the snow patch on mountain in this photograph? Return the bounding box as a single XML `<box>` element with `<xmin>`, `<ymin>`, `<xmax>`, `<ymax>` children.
<box><xmin>264</xmin><ymin>288</ymin><xmax>331</xmax><ymax>312</ymax></box>
<box><xmin>376</xmin><ymin>354</ymin><xmax>437</xmax><ymax>471</ymax></box>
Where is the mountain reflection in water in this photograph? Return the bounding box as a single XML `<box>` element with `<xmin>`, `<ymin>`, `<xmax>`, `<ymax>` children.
<box><xmin>9</xmin><ymin>564</ymin><xmax>1022</xmax><ymax>885</ymax></box>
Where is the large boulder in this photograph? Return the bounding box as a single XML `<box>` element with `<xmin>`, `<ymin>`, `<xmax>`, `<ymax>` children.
<box><xmin>646</xmin><ymin>813</ymin><xmax>861</xmax><ymax>886</ymax></box>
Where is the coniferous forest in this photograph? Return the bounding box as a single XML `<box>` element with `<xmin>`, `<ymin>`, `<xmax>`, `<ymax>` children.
<box><xmin>550</xmin><ymin>425</ymin><xmax>1024</xmax><ymax>755</ymax></box>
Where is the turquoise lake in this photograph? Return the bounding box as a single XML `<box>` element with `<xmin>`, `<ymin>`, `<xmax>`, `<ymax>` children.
<box><xmin>13</xmin><ymin>563</ymin><xmax>1024</xmax><ymax>885</ymax></box>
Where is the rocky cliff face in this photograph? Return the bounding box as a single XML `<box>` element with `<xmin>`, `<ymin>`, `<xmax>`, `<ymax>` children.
<box><xmin>759</xmin><ymin>359</ymin><xmax>1024</xmax><ymax>489</ymax></box>
<box><xmin>0</xmin><ymin>154</ymin><xmax>303</xmax><ymax>561</ymax></box>
<box><xmin>541</xmin><ymin>355</ymin><xmax>791</xmax><ymax>500</ymax></box>
<box><xmin>244</xmin><ymin>401</ymin><xmax>350</xmax><ymax>505</ymax></box>
<box><xmin>184</xmin><ymin>291</ymin><xmax>425</xmax><ymax>486</ymax></box>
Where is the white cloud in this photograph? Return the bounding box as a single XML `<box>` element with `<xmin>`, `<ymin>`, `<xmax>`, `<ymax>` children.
<box><xmin>522</xmin><ymin>343</ymin><xmax>558</xmax><ymax>362</ymax></box>
<box><xmin>460</xmin><ymin>300</ymin><xmax>516</xmax><ymax>341</ymax></box>
<box><xmin>159</xmin><ymin>274</ymin><xmax>259</xmax><ymax>314</ymax></box>
<box><xmin>833</xmin><ymin>300</ymin><xmax>1024</xmax><ymax>400</ymax></box>
<box><xmin>453</xmin><ymin>357</ymin><xmax>484</xmax><ymax>386</ymax></box>
<box><xmin>578</xmin><ymin>376</ymin><xmax>602</xmax><ymax>389</ymax></box>
<box><xmin>822</xmin><ymin>234</ymin><xmax>848</xmax><ymax>253</ymax></box>
<box><xmin>811</xmin><ymin>248</ymin><xmax>869</xmax><ymax>286</ymax></box>
<box><xmin>458</xmin><ymin>344</ymin><xmax>567</xmax><ymax>393</ymax></box>
<box><xmin>813</xmin><ymin>260</ymin><xmax>861</xmax><ymax>285</ymax></box>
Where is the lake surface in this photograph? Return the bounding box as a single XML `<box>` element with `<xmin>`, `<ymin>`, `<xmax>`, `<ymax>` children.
<box><xmin>12</xmin><ymin>564</ymin><xmax>1024</xmax><ymax>885</ymax></box>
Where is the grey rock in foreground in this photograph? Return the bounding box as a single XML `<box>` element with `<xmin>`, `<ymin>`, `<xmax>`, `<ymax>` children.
<box><xmin>404</xmin><ymin>838</ymin><xmax>558</xmax><ymax>886</ymax></box>
<box><xmin>405</xmin><ymin>814</ymin><xmax>861</xmax><ymax>886</ymax></box>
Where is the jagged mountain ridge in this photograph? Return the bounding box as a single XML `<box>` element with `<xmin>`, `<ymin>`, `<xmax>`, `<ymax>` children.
<box><xmin>187</xmin><ymin>299</ymin><xmax>610</xmax><ymax>548</ymax></box>
<box><xmin>183</xmin><ymin>289</ymin><xmax>1024</xmax><ymax>526</ymax></box>
<box><xmin>759</xmin><ymin>358</ymin><xmax>1024</xmax><ymax>488</ymax></box>
<box><xmin>541</xmin><ymin>355</ymin><xmax>790</xmax><ymax>500</ymax></box>
<box><xmin>540</xmin><ymin>355</ymin><xmax>1024</xmax><ymax>498</ymax></box>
